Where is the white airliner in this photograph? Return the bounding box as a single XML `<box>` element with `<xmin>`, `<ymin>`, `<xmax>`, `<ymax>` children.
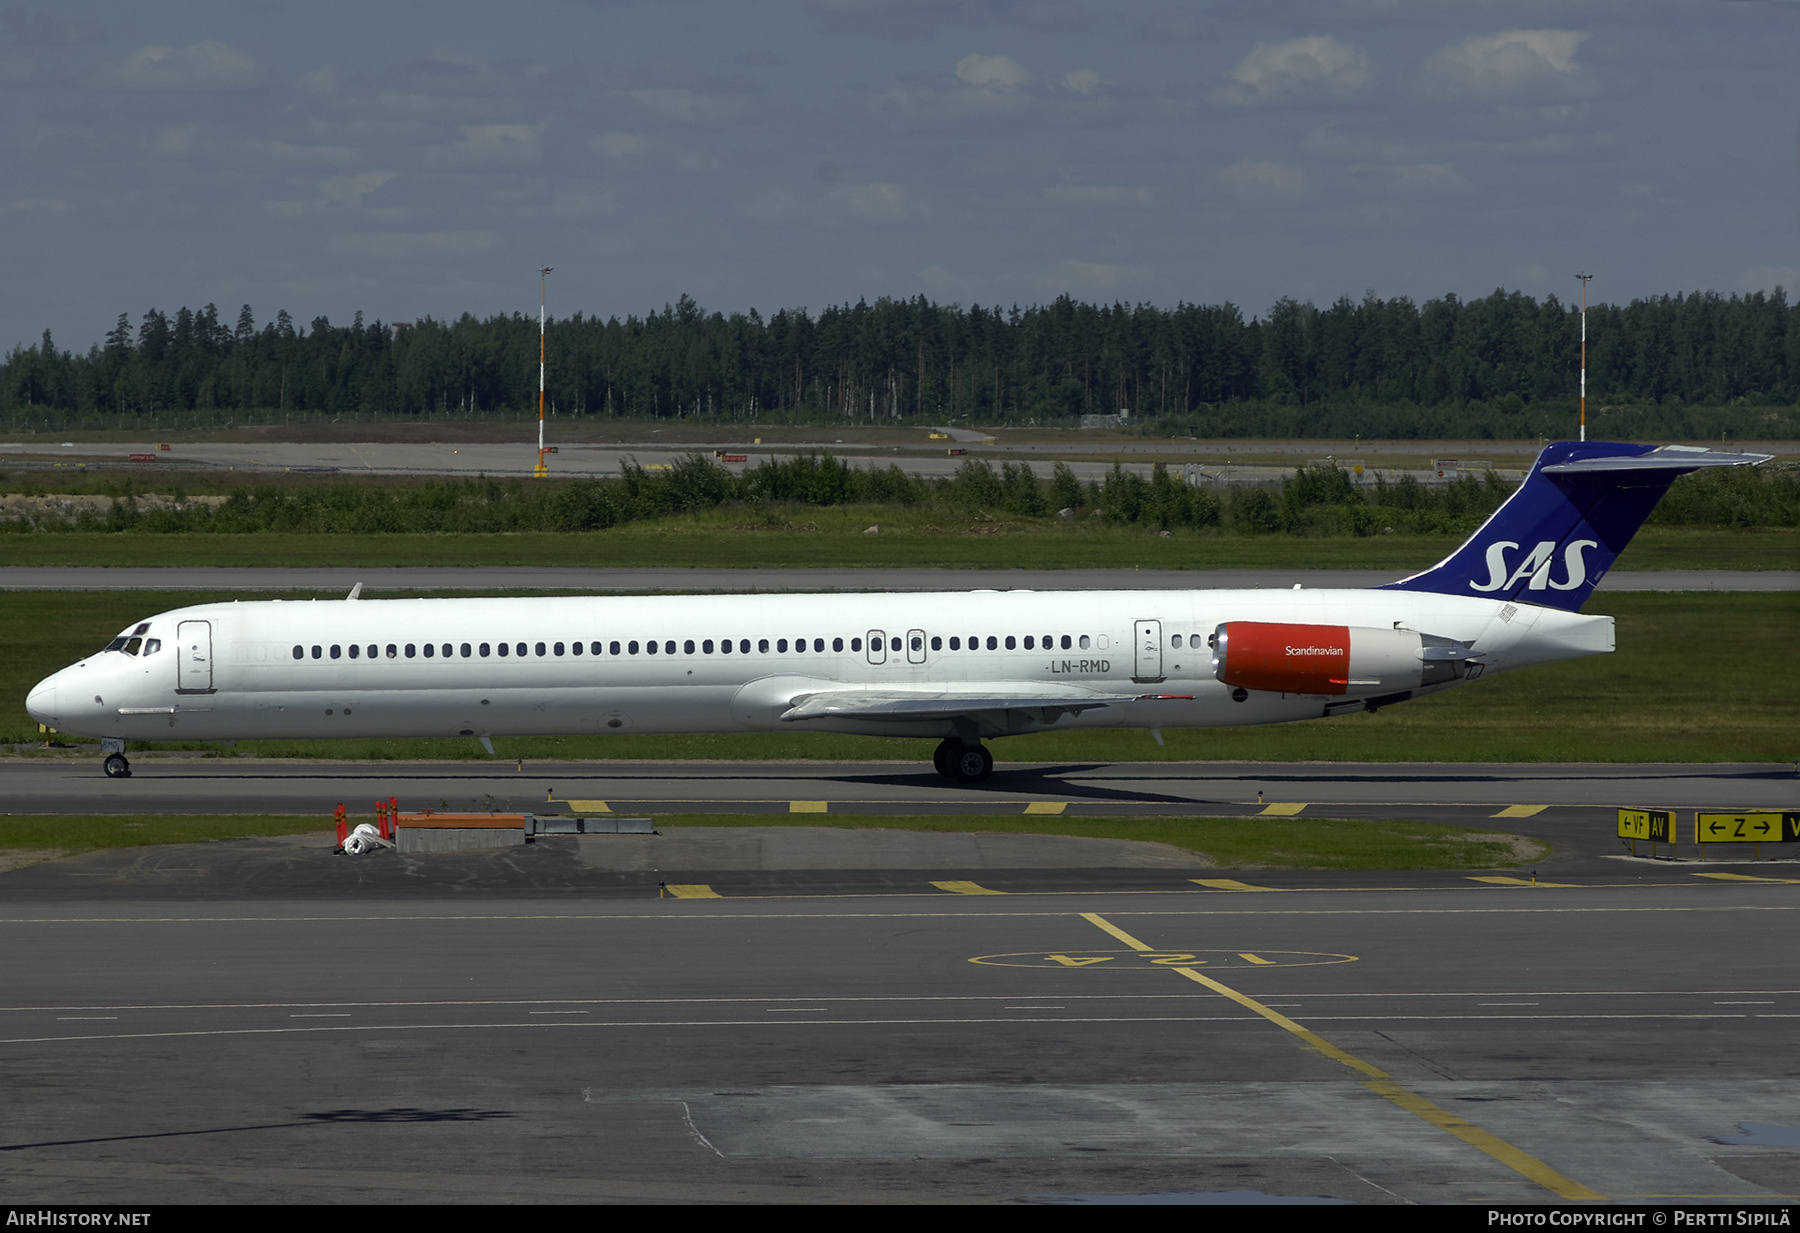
<box><xmin>25</xmin><ymin>441</ymin><xmax>1767</xmax><ymax>782</ymax></box>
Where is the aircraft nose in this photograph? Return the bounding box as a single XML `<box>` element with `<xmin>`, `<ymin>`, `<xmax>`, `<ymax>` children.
<box><xmin>26</xmin><ymin>676</ymin><xmax>57</xmax><ymax>725</ymax></box>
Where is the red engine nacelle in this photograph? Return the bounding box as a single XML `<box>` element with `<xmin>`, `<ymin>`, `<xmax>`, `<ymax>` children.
<box><xmin>1211</xmin><ymin>621</ymin><xmax>1480</xmax><ymax>696</ymax></box>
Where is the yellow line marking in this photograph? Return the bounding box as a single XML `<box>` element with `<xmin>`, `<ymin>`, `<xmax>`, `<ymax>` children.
<box><xmin>1191</xmin><ymin>879</ymin><xmax>1279</xmax><ymax>892</ymax></box>
<box><xmin>1237</xmin><ymin>953</ymin><xmax>1276</xmax><ymax>965</ymax></box>
<box><xmin>1257</xmin><ymin>802</ymin><xmax>1306</xmax><ymax>816</ymax></box>
<box><xmin>1493</xmin><ymin>804</ymin><xmax>1549</xmax><ymax>817</ymax></box>
<box><xmin>1467</xmin><ymin>876</ymin><xmax>1578</xmax><ymax>888</ymax></box>
<box><xmin>1079</xmin><ymin>912</ymin><xmax>1153</xmax><ymax>951</ymax></box>
<box><xmin>1023</xmin><ymin>801</ymin><xmax>1067</xmax><ymax>815</ymax></box>
<box><xmin>1693</xmin><ymin>872</ymin><xmax>1800</xmax><ymax>884</ymax></box>
<box><xmin>789</xmin><ymin>800</ymin><xmax>828</xmax><ymax>813</ymax></box>
<box><xmin>932</xmin><ymin>880</ymin><xmax>1005</xmax><ymax>896</ymax></box>
<box><xmin>1079</xmin><ymin>912</ymin><xmax>1605</xmax><ymax>1202</ymax></box>
<box><xmin>565</xmin><ymin>800</ymin><xmax>611</xmax><ymax>813</ymax></box>
<box><xmin>663</xmin><ymin>884</ymin><xmax>720</xmax><ymax>899</ymax></box>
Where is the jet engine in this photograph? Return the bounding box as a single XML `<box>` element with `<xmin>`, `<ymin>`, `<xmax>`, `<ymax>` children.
<box><xmin>1210</xmin><ymin>621</ymin><xmax>1482</xmax><ymax>695</ymax></box>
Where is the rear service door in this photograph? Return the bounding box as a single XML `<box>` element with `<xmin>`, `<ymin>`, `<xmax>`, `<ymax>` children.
<box><xmin>177</xmin><ymin>620</ymin><xmax>214</xmax><ymax>693</ymax></box>
<box><xmin>1132</xmin><ymin>619</ymin><xmax>1163</xmax><ymax>683</ymax></box>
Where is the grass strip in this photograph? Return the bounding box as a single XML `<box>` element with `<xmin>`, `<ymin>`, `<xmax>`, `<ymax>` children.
<box><xmin>0</xmin><ymin>812</ymin><xmax>1548</xmax><ymax>871</ymax></box>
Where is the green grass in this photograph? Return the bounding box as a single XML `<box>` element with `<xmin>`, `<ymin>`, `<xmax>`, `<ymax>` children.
<box><xmin>0</xmin><ymin>811</ymin><xmax>1548</xmax><ymax>871</ymax></box>
<box><xmin>5</xmin><ymin>591</ymin><xmax>1794</xmax><ymax>762</ymax></box>
<box><xmin>0</xmin><ymin>520</ymin><xmax>1789</xmax><ymax>570</ymax></box>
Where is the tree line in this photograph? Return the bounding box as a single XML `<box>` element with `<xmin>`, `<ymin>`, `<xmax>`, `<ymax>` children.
<box><xmin>3</xmin><ymin>288</ymin><xmax>1796</xmax><ymax>437</ymax></box>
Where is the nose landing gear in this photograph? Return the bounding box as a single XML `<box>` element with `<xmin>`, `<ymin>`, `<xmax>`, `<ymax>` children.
<box><xmin>932</xmin><ymin>738</ymin><xmax>993</xmax><ymax>784</ymax></box>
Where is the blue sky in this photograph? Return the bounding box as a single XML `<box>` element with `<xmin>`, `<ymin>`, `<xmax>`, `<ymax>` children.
<box><xmin>2</xmin><ymin>0</ymin><xmax>1795</xmax><ymax>351</ymax></box>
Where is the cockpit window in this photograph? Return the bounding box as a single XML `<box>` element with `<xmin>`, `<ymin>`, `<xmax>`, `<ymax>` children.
<box><xmin>143</xmin><ymin>639</ymin><xmax>161</xmax><ymax>655</ymax></box>
<box><xmin>105</xmin><ymin>637</ymin><xmax>129</xmax><ymax>652</ymax></box>
<box><xmin>123</xmin><ymin>637</ymin><xmax>143</xmax><ymax>656</ymax></box>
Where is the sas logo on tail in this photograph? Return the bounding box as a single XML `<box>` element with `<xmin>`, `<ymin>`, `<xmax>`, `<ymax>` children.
<box><xmin>1470</xmin><ymin>539</ymin><xmax>1599</xmax><ymax>593</ymax></box>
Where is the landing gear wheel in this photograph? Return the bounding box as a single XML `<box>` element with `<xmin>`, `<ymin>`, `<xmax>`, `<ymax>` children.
<box><xmin>951</xmin><ymin>743</ymin><xmax>993</xmax><ymax>785</ymax></box>
<box><xmin>103</xmin><ymin>753</ymin><xmax>131</xmax><ymax>779</ymax></box>
<box><xmin>932</xmin><ymin>738</ymin><xmax>958</xmax><ymax>779</ymax></box>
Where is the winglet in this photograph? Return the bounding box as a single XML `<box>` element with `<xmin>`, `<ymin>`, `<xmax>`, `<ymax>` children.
<box><xmin>347</xmin><ymin>583</ymin><xmax>363</xmax><ymax>601</ymax></box>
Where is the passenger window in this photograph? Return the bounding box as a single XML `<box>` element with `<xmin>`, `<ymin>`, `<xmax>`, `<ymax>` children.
<box><xmin>1078</xmin><ymin>635</ymin><xmax>1090</xmax><ymax>650</ymax></box>
<box><xmin>498</xmin><ymin>643</ymin><xmax>509</xmax><ymax>657</ymax></box>
<box><xmin>385</xmin><ymin>644</ymin><xmax>395</xmax><ymax>658</ymax></box>
<box><xmin>949</xmin><ymin>637</ymin><xmax>960</xmax><ymax>650</ymax></box>
<box><xmin>535</xmin><ymin>642</ymin><xmax>546</xmax><ymax>657</ymax></box>
<box><xmin>930</xmin><ymin>636</ymin><xmax>941</xmax><ymax>650</ymax></box>
<box><xmin>719</xmin><ymin>638</ymin><xmax>732</xmax><ymax>654</ymax></box>
<box><xmin>460</xmin><ymin>643</ymin><xmax>471</xmax><ymax>657</ymax></box>
<box><xmin>646</xmin><ymin>640</ymin><xmax>658</xmax><ymax>655</ymax></box>
<box><xmin>851</xmin><ymin>637</ymin><xmax>862</xmax><ymax>652</ymax></box>
<box><xmin>777</xmin><ymin>639</ymin><xmax>788</xmax><ymax>653</ymax></box>
<box><xmin>1005</xmin><ymin>636</ymin><xmax>1016</xmax><ymax>650</ymax></box>
<box><xmin>556</xmin><ymin>642</ymin><xmax>566</xmax><ymax>656</ymax></box>
<box><xmin>405</xmin><ymin>644</ymin><xmax>416</xmax><ymax>658</ymax></box>
<box><xmin>682</xmin><ymin>640</ymin><xmax>693</xmax><ymax>655</ymax></box>
<box><xmin>479</xmin><ymin>643</ymin><xmax>490</xmax><ymax>657</ymax></box>
<box><xmin>759</xmin><ymin>639</ymin><xmax>769</xmax><ymax>653</ymax></box>
<box><xmin>812</xmin><ymin>638</ymin><xmax>824</xmax><ymax>652</ymax></box>
<box><xmin>702</xmin><ymin>640</ymin><xmax>714</xmax><ymax>654</ymax></box>
<box><xmin>443</xmin><ymin>644</ymin><xmax>453</xmax><ymax>658</ymax></box>
<box><xmin>424</xmin><ymin>644</ymin><xmax>435</xmax><ymax>658</ymax></box>
<box><xmin>612</xmin><ymin>641</ymin><xmax>623</xmax><ymax>655</ymax></box>
<box><xmin>293</xmin><ymin>645</ymin><xmax>304</xmax><ymax>660</ymax></box>
<box><xmin>986</xmin><ymin>636</ymin><xmax>997</xmax><ymax>650</ymax></box>
<box><xmin>331</xmin><ymin>645</ymin><xmax>342</xmax><ymax>659</ymax></box>
<box><xmin>890</xmin><ymin>637</ymin><xmax>901</xmax><ymax>651</ymax></box>
<box><xmin>910</xmin><ymin>635</ymin><xmax>922</xmax><ymax>652</ymax></box>
<box><xmin>628</xmin><ymin>641</ymin><xmax>639</xmax><ymax>655</ymax></box>
<box><xmin>1061</xmin><ymin>635</ymin><xmax>1072</xmax><ymax>650</ymax></box>
<box><xmin>350</xmin><ymin>644</ymin><xmax>360</xmax><ymax>659</ymax></box>
<box><xmin>664</xmin><ymin>641</ymin><xmax>675</xmax><ymax>655</ymax></box>
<box><xmin>313</xmin><ymin>645</ymin><xmax>323</xmax><ymax>659</ymax></box>
<box><xmin>832</xmin><ymin>637</ymin><xmax>843</xmax><ymax>652</ymax></box>
<box><xmin>572</xmin><ymin>641</ymin><xmax>582</xmax><ymax>656</ymax></box>
<box><xmin>1172</xmin><ymin>634</ymin><xmax>1183</xmax><ymax>648</ymax></box>
<box><xmin>1023</xmin><ymin>636</ymin><xmax>1033</xmax><ymax>649</ymax></box>
<box><xmin>592</xmin><ymin>642</ymin><xmax>603</xmax><ymax>655</ymax></box>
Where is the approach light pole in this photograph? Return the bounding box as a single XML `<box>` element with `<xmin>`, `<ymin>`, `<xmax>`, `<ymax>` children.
<box><xmin>535</xmin><ymin>265</ymin><xmax>553</xmax><ymax>477</ymax></box>
<box><xmin>1575</xmin><ymin>272</ymin><xmax>1593</xmax><ymax>443</ymax></box>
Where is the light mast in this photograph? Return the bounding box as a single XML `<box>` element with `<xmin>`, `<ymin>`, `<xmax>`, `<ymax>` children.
<box><xmin>535</xmin><ymin>265</ymin><xmax>553</xmax><ymax>477</ymax></box>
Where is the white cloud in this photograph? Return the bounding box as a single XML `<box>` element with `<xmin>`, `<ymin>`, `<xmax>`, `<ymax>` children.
<box><xmin>832</xmin><ymin>182</ymin><xmax>910</xmax><ymax>222</ymax></box>
<box><xmin>1061</xmin><ymin>69</ymin><xmax>1101</xmax><ymax>95</ymax></box>
<box><xmin>457</xmin><ymin>125</ymin><xmax>540</xmax><ymax>164</ymax></box>
<box><xmin>319</xmin><ymin>171</ymin><xmax>396</xmax><ymax>206</ymax></box>
<box><xmin>551</xmin><ymin>191</ymin><xmax>616</xmax><ymax>219</ymax></box>
<box><xmin>1219</xmin><ymin>160</ymin><xmax>1308</xmax><ymax>202</ymax></box>
<box><xmin>151</xmin><ymin>126</ymin><xmax>200</xmax><ymax>157</ymax></box>
<box><xmin>1420</xmin><ymin>31</ymin><xmax>1592</xmax><ymax>101</ymax></box>
<box><xmin>956</xmin><ymin>53</ymin><xmax>1028</xmax><ymax>91</ymax></box>
<box><xmin>110</xmin><ymin>40</ymin><xmax>258</xmax><ymax>90</ymax></box>
<box><xmin>1033</xmin><ymin>259</ymin><xmax>1153</xmax><ymax>298</ymax></box>
<box><xmin>1213</xmin><ymin>36</ymin><xmax>1368</xmax><ymax>106</ymax></box>
<box><xmin>626</xmin><ymin>89</ymin><xmax>742</xmax><ymax>122</ymax></box>
<box><xmin>745</xmin><ymin>191</ymin><xmax>795</xmax><ymax>221</ymax></box>
<box><xmin>1351</xmin><ymin>162</ymin><xmax>1469</xmax><ymax>196</ymax></box>
<box><xmin>1737</xmin><ymin>266</ymin><xmax>1800</xmax><ymax>295</ymax></box>
<box><xmin>1043</xmin><ymin>185</ymin><xmax>1152</xmax><ymax>208</ymax></box>
<box><xmin>593</xmin><ymin>131</ymin><xmax>645</xmax><ymax>157</ymax></box>
<box><xmin>327</xmin><ymin>231</ymin><xmax>493</xmax><ymax>261</ymax></box>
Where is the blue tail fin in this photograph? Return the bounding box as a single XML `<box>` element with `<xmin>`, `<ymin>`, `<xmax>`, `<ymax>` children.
<box><xmin>1381</xmin><ymin>441</ymin><xmax>1770</xmax><ymax>611</ymax></box>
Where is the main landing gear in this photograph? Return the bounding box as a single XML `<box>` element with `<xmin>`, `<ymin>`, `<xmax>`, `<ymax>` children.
<box><xmin>103</xmin><ymin>753</ymin><xmax>131</xmax><ymax>778</ymax></box>
<box><xmin>932</xmin><ymin>738</ymin><xmax>993</xmax><ymax>784</ymax></box>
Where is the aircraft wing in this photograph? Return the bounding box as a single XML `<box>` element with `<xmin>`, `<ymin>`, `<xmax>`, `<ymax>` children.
<box><xmin>779</xmin><ymin>688</ymin><xmax>1187</xmax><ymax>724</ymax></box>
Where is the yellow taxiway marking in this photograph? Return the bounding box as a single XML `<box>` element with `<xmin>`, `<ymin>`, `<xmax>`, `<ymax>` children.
<box><xmin>1692</xmin><ymin>872</ymin><xmax>1800</xmax><ymax>884</ymax></box>
<box><xmin>1077</xmin><ymin>911</ymin><xmax>1605</xmax><ymax>1203</ymax></box>
<box><xmin>564</xmin><ymin>800</ymin><xmax>611</xmax><ymax>813</ymax></box>
<box><xmin>1023</xmin><ymin>802</ymin><xmax>1068</xmax><ymax>815</ymax></box>
<box><xmin>932</xmin><ymin>880</ymin><xmax>1005</xmax><ymax>896</ymax></box>
<box><xmin>1257</xmin><ymin>802</ymin><xmax>1306</xmax><ymax>816</ymax></box>
<box><xmin>1493</xmin><ymin>804</ymin><xmax>1549</xmax><ymax>818</ymax></box>
<box><xmin>1191</xmin><ymin>879</ymin><xmax>1279</xmax><ymax>893</ymax></box>
<box><xmin>1467</xmin><ymin>876</ymin><xmax>1578</xmax><ymax>888</ymax></box>
<box><xmin>663</xmin><ymin>884</ymin><xmax>721</xmax><ymax>899</ymax></box>
<box><xmin>1237</xmin><ymin>953</ymin><xmax>1276</xmax><ymax>965</ymax></box>
<box><xmin>789</xmin><ymin>800</ymin><xmax>829</xmax><ymax>813</ymax></box>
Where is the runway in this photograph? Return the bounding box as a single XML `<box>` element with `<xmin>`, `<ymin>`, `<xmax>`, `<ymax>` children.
<box><xmin>2</xmin><ymin>566</ymin><xmax>1792</xmax><ymax>592</ymax></box>
<box><xmin>0</xmin><ymin>881</ymin><xmax>1795</xmax><ymax>1203</ymax></box>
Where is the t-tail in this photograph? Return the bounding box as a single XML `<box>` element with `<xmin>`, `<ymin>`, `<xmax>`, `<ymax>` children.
<box><xmin>1381</xmin><ymin>441</ymin><xmax>1770</xmax><ymax>611</ymax></box>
